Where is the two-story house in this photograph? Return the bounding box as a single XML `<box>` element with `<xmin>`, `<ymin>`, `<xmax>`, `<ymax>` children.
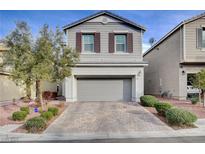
<box><xmin>62</xmin><ymin>11</ymin><xmax>147</xmax><ymax>102</ymax></box>
<box><xmin>144</xmin><ymin>12</ymin><xmax>205</xmax><ymax>100</ymax></box>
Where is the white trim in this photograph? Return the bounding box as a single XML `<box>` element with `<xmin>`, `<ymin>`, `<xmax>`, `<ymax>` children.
<box><xmin>81</xmin><ymin>30</ymin><xmax>96</xmax><ymax>33</ymax></box>
<box><xmin>80</xmin><ymin>52</ymin><xmax>97</xmax><ymax>55</ymax></box>
<box><xmin>112</xmin><ymin>52</ymin><xmax>129</xmax><ymax>55</ymax></box>
<box><xmin>113</xmin><ymin>30</ymin><xmax>129</xmax><ymax>33</ymax></box>
<box><xmin>76</xmin><ymin>63</ymin><xmax>148</xmax><ymax>67</ymax></box>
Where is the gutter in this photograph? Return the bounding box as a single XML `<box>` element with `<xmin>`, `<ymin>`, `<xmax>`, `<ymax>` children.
<box><xmin>75</xmin><ymin>62</ymin><xmax>148</xmax><ymax>67</ymax></box>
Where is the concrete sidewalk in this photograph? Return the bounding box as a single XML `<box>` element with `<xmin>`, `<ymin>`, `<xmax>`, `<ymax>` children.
<box><xmin>0</xmin><ymin>117</ymin><xmax>205</xmax><ymax>142</ymax></box>
<box><xmin>1</xmin><ymin>122</ymin><xmax>205</xmax><ymax>142</ymax></box>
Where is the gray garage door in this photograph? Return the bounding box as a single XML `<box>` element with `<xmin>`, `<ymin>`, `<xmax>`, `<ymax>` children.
<box><xmin>77</xmin><ymin>79</ymin><xmax>132</xmax><ymax>101</ymax></box>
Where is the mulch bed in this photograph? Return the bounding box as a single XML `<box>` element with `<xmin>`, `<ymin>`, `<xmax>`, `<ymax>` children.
<box><xmin>13</xmin><ymin>103</ymin><xmax>68</xmax><ymax>134</ymax></box>
<box><xmin>157</xmin><ymin>97</ymin><xmax>205</xmax><ymax>119</ymax></box>
<box><xmin>0</xmin><ymin>100</ymin><xmax>67</xmax><ymax>133</ymax></box>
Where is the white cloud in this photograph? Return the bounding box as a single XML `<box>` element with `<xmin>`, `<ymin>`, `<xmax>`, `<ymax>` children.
<box><xmin>142</xmin><ymin>43</ymin><xmax>151</xmax><ymax>53</ymax></box>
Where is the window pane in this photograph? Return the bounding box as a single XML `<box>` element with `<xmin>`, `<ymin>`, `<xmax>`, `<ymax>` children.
<box><xmin>83</xmin><ymin>35</ymin><xmax>94</xmax><ymax>44</ymax></box>
<box><xmin>202</xmin><ymin>30</ymin><xmax>205</xmax><ymax>48</ymax></box>
<box><xmin>116</xmin><ymin>44</ymin><xmax>125</xmax><ymax>52</ymax></box>
<box><xmin>84</xmin><ymin>44</ymin><xmax>94</xmax><ymax>52</ymax></box>
<box><xmin>115</xmin><ymin>34</ymin><xmax>126</xmax><ymax>52</ymax></box>
<box><xmin>187</xmin><ymin>74</ymin><xmax>196</xmax><ymax>86</ymax></box>
<box><xmin>82</xmin><ymin>34</ymin><xmax>94</xmax><ymax>52</ymax></box>
<box><xmin>116</xmin><ymin>35</ymin><xmax>126</xmax><ymax>44</ymax></box>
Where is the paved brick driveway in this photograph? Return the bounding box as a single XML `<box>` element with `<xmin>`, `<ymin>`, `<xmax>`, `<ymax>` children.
<box><xmin>44</xmin><ymin>102</ymin><xmax>171</xmax><ymax>134</ymax></box>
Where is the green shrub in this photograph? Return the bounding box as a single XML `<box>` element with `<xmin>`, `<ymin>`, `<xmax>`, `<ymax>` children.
<box><xmin>191</xmin><ymin>97</ymin><xmax>198</xmax><ymax>105</ymax></box>
<box><xmin>20</xmin><ymin>107</ymin><xmax>30</xmax><ymax>114</ymax></box>
<box><xmin>48</xmin><ymin>107</ymin><xmax>59</xmax><ymax>116</ymax></box>
<box><xmin>25</xmin><ymin>117</ymin><xmax>47</xmax><ymax>133</ymax></box>
<box><xmin>140</xmin><ymin>95</ymin><xmax>159</xmax><ymax>107</ymax></box>
<box><xmin>12</xmin><ymin>111</ymin><xmax>27</xmax><ymax>121</ymax></box>
<box><xmin>40</xmin><ymin>111</ymin><xmax>53</xmax><ymax>121</ymax></box>
<box><xmin>165</xmin><ymin>107</ymin><xmax>197</xmax><ymax>126</ymax></box>
<box><xmin>154</xmin><ymin>102</ymin><xmax>173</xmax><ymax>116</ymax></box>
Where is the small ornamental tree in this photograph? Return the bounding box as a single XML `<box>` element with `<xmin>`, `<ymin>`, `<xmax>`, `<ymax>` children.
<box><xmin>33</xmin><ymin>25</ymin><xmax>79</xmax><ymax>108</ymax></box>
<box><xmin>32</xmin><ymin>24</ymin><xmax>54</xmax><ymax>107</ymax></box>
<box><xmin>3</xmin><ymin>21</ymin><xmax>79</xmax><ymax>108</ymax></box>
<box><xmin>193</xmin><ymin>69</ymin><xmax>205</xmax><ymax>106</ymax></box>
<box><xmin>52</xmin><ymin>27</ymin><xmax>79</xmax><ymax>84</ymax></box>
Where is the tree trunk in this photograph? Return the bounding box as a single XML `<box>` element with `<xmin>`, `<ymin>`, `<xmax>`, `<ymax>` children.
<box><xmin>199</xmin><ymin>91</ymin><xmax>201</xmax><ymax>104</ymax></box>
<box><xmin>203</xmin><ymin>91</ymin><xmax>205</xmax><ymax>107</ymax></box>
<box><xmin>26</xmin><ymin>83</ymin><xmax>31</xmax><ymax>99</ymax></box>
<box><xmin>36</xmin><ymin>80</ymin><xmax>44</xmax><ymax>110</ymax></box>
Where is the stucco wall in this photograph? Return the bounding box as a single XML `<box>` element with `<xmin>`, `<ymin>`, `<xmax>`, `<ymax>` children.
<box><xmin>144</xmin><ymin>29</ymin><xmax>181</xmax><ymax>98</ymax></box>
<box><xmin>0</xmin><ymin>75</ymin><xmax>25</xmax><ymax>102</ymax></box>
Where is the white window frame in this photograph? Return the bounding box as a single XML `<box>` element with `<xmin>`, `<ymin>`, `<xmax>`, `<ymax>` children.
<box><xmin>82</xmin><ymin>34</ymin><xmax>95</xmax><ymax>53</ymax></box>
<box><xmin>202</xmin><ymin>27</ymin><xmax>205</xmax><ymax>48</ymax></box>
<box><xmin>114</xmin><ymin>34</ymin><xmax>127</xmax><ymax>53</ymax></box>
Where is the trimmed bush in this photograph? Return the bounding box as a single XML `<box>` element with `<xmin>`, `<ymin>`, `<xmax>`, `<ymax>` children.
<box><xmin>40</xmin><ymin>111</ymin><xmax>53</xmax><ymax>121</ymax></box>
<box><xmin>20</xmin><ymin>107</ymin><xmax>30</xmax><ymax>114</ymax></box>
<box><xmin>140</xmin><ymin>95</ymin><xmax>159</xmax><ymax>107</ymax></box>
<box><xmin>154</xmin><ymin>102</ymin><xmax>173</xmax><ymax>116</ymax></box>
<box><xmin>191</xmin><ymin>97</ymin><xmax>198</xmax><ymax>105</ymax></box>
<box><xmin>12</xmin><ymin>111</ymin><xmax>27</xmax><ymax>121</ymax></box>
<box><xmin>48</xmin><ymin>107</ymin><xmax>59</xmax><ymax>116</ymax></box>
<box><xmin>25</xmin><ymin>117</ymin><xmax>47</xmax><ymax>133</ymax></box>
<box><xmin>165</xmin><ymin>107</ymin><xmax>197</xmax><ymax>126</ymax></box>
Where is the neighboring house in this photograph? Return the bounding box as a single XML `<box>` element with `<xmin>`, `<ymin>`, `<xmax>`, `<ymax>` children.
<box><xmin>144</xmin><ymin>12</ymin><xmax>205</xmax><ymax>100</ymax></box>
<box><xmin>0</xmin><ymin>42</ymin><xmax>57</xmax><ymax>102</ymax></box>
<box><xmin>0</xmin><ymin>42</ymin><xmax>25</xmax><ymax>102</ymax></box>
<box><xmin>62</xmin><ymin>11</ymin><xmax>147</xmax><ymax>102</ymax></box>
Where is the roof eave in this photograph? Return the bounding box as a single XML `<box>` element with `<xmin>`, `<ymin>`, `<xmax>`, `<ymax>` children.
<box><xmin>63</xmin><ymin>11</ymin><xmax>146</xmax><ymax>32</ymax></box>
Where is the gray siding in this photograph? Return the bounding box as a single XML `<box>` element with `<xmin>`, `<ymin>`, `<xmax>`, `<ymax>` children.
<box><xmin>66</xmin><ymin>18</ymin><xmax>143</xmax><ymax>63</ymax></box>
<box><xmin>144</xmin><ymin>29</ymin><xmax>181</xmax><ymax>98</ymax></box>
<box><xmin>184</xmin><ymin>18</ymin><xmax>205</xmax><ymax>62</ymax></box>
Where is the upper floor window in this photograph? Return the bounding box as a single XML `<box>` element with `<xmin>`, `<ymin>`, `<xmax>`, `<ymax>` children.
<box><xmin>202</xmin><ymin>27</ymin><xmax>205</xmax><ymax>48</ymax></box>
<box><xmin>115</xmin><ymin>34</ymin><xmax>127</xmax><ymax>53</ymax></box>
<box><xmin>82</xmin><ymin>34</ymin><xmax>94</xmax><ymax>53</ymax></box>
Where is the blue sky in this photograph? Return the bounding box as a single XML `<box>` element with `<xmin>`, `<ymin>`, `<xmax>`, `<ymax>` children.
<box><xmin>0</xmin><ymin>10</ymin><xmax>204</xmax><ymax>52</ymax></box>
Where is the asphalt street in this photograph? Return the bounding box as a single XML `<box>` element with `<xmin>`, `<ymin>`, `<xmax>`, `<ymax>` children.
<box><xmin>4</xmin><ymin>136</ymin><xmax>205</xmax><ymax>143</ymax></box>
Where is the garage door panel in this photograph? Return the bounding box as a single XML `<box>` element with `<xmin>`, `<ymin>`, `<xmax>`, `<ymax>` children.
<box><xmin>77</xmin><ymin>79</ymin><xmax>131</xmax><ymax>101</ymax></box>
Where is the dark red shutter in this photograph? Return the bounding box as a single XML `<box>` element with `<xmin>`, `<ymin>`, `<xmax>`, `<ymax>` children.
<box><xmin>109</xmin><ymin>33</ymin><xmax>115</xmax><ymax>53</ymax></box>
<box><xmin>127</xmin><ymin>33</ymin><xmax>133</xmax><ymax>53</ymax></box>
<box><xmin>94</xmin><ymin>33</ymin><xmax>100</xmax><ymax>53</ymax></box>
<box><xmin>76</xmin><ymin>32</ymin><xmax>82</xmax><ymax>53</ymax></box>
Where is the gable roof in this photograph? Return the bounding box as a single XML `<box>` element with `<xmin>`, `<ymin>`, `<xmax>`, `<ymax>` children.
<box><xmin>143</xmin><ymin>11</ymin><xmax>205</xmax><ymax>57</ymax></box>
<box><xmin>63</xmin><ymin>11</ymin><xmax>146</xmax><ymax>32</ymax></box>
